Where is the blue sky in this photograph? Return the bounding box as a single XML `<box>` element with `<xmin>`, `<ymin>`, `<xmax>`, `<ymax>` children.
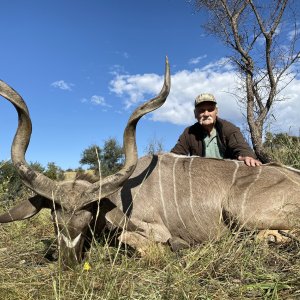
<box><xmin>1</xmin><ymin>0</ymin><xmax>299</xmax><ymax>170</ymax></box>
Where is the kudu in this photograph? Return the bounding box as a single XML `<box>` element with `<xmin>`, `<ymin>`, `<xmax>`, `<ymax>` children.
<box><xmin>0</xmin><ymin>58</ymin><xmax>170</xmax><ymax>267</ymax></box>
<box><xmin>1</xmin><ymin>58</ymin><xmax>300</xmax><ymax>269</ymax></box>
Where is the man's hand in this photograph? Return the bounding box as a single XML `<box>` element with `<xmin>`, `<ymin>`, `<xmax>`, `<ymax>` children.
<box><xmin>238</xmin><ymin>156</ymin><xmax>262</xmax><ymax>167</ymax></box>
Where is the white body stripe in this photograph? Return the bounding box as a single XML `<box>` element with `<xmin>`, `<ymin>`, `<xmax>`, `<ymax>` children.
<box><xmin>188</xmin><ymin>157</ymin><xmax>199</xmax><ymax>225</ymax></box>
<box><xmin>241</xmin><ymin>167</ymin><xmax>262</xmax><ymax>218</ymax></box>
<box><xmin>273</xmin><ymin>166</ymin><xmax>300</xmax><ymax>186</ymax></box>
<box><xmin>173</xmin><ymin>157</ymin><xmax>187</xmax><ymax>228</ymax></box>
<box><xmin>231</xmin><ymin>160</ymin><xmax>240</xmax><ymax>185</ymax></box>
<box><xmin>158</xmin><ymin>155</ymin><xmax>169</xmax><ymax>227</ymax></box>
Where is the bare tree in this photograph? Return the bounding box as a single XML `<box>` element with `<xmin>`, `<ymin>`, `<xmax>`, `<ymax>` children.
<box><xmin>144</xmin><ymin>137</ymin><xmax>165</xmax><ymax>155</ymax></box>
<box><xmin>193</xmin><ymin>0</ymin><xmax>300</xmax><ymax>162</ymax></box>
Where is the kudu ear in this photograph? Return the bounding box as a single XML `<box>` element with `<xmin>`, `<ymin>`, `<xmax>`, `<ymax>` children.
<box><xmin>0</xmin><ymin>195</ymin><xmax>50</xmax><ymax>222</ymax></box>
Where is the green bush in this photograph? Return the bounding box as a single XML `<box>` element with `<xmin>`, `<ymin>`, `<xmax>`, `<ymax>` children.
<box><xmin>80</xmin><ymin>138</ymin><xmax>124</xmax><ymax>177</ymax></box>
<box><xmin>0</xmin><ymin>160</ymin><xmax>28</xmax><ymax>204</ymax></box>
<box><xmin>264</xmin><ymin>132</ymin><xmax>300</xmax><ymax>169</ymax></box>
<box><xmin>0</xmin><ymin>160</ymin><xmax>65</xmax><ymax>206</ymax></box>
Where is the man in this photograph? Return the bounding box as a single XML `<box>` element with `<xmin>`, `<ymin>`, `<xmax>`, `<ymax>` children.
<box><xmin>171</xmin><ymin>93</ymin><xmax>261</xmax><ymax>167</ymax></box>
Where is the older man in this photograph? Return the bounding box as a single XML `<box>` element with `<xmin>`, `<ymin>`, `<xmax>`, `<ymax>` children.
<box><xmin>171</xmin><ymin>93</ymin><xmax>261</xmax><ymax>167</ymax></box>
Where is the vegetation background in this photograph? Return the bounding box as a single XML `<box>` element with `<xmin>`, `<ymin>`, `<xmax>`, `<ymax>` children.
<box><xmin>0</xmin><ymin>134</ymin><xmax>299</xmax><ymax>300</ymax></box>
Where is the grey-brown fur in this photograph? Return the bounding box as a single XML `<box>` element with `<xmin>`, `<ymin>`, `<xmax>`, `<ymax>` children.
<box><xmin>107</xmin><ymin>154</ymin><xmax>300</xmax><ymax>252</ymax></box>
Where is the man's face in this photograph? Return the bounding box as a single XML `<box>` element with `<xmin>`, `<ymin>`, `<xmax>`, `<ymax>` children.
<box><xmin>194</xmin><ymin>102</ymin><xmax>218</xmax><ymax>126</ymax></box>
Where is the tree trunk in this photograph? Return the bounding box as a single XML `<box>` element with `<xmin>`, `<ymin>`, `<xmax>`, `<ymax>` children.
<box><xmin>248</xmin><ymin>120</ymin><xmax>271</xmax><ymax>163</ymax></box>
<box><xmin>246</xmin><ymin>71</ymin><xmax>271</xmax><ymax>163</ymax></box>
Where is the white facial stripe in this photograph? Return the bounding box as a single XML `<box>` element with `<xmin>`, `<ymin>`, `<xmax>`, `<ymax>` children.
<box><xmin>61</xmin><ymin>233</ymin><xmax>82</xmax><ymax>249</ymax></box>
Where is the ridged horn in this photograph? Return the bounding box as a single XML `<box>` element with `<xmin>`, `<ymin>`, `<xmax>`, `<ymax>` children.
<box><xmin>83</xmin><ymin>57</ymin><xmax>171</xmax><ymax>206</ymax></box>
<box><xmin>0</xmin><ymin>81</ymin><xmax>59</xmax><ymax>199</ymax></box>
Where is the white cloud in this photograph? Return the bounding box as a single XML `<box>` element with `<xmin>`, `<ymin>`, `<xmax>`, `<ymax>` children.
<box><xmin>271</xmin><ymin>77</ymin><xmax>300</xmax><ymax>135</ymax></box>
<box><xmin>150</xmin><ymin>66</ymin><xmax>242</xmax><ymax>126</ymax></box>
<box><xmin>81</xmin><ymin>95</ymin><xmax>111</xmax><ymax>107</ymax></box>
<box><xmin>201</xmin><ymin>57</ymin><xmax>234</xmax><ymax>71</ymax></box>
<box><xmin>115</xmin><ymin>51</ymin><xmax>130</xmax><ymax>59</ymax></box>
<box><xmin>110</xmin><ymin>73</ymin><xmax>162</xmax><ymax>109</ymax></box>
<box><xmin>287</xmin><ymin>28</ymin><xmax>299</xmax><ymax>41</ymax></box>
<box><xmin>91</xmin><ymin>95</ymin><xmax>110</xmax><ymax>107</ymax></box>
<box><xmin>123</xmin><ymin>52</ymin><xmax>129</xmax><ymax>59</ymax></box>
<box><xmin>51</xmin><ymin>80</ymin><xmax>74</xmax><ymax>91</ymax></box>
<box><xmin>109</xmin><ymin>59</ymin><xmax>300</xmax><ymax>135</ymax></box>
<box><xmin>109</xmin><ymin>64</ymin><xmax>127</xmax><ymax>76</ymax></box>
<box><xmin>188</xmin><ymin>55</ymin><xmax>207</xmax><ymax>65</ymax></box>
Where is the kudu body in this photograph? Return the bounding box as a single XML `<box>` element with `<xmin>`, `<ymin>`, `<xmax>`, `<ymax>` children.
<box><xmin>107</xmin><ymin>154</ymin><xmax>300</xmax><ymax>251</ymax></box>
<box><xmin>1</xmin><ymin>58</ymin><xmax>300</xmax><ymax>268</ymax></box>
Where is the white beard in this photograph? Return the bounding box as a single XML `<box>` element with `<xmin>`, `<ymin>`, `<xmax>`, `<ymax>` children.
<box><xmin>199</xmin><ymin>116</ymin><xmax>214</xmax><ymax>125</ymax></box>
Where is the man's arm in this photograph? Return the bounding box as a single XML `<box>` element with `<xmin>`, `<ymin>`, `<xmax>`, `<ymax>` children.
<box><xmin>170</xmin><ymin>128</ymin><xmax>190</xmax><ymax>155</ymax></box>
<box><xmin>225</xmin><ymin>124</ymin><xmax>262</xmax><ymax>166</ymax></box>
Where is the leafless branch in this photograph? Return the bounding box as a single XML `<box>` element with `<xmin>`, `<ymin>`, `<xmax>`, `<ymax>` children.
<box><xmin>194</xmin><ymin>0</ymin><xmax>299</xmax><ymax>162</ymax></box>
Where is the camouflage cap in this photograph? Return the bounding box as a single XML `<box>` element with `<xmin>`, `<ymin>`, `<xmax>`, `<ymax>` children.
<box><xmin>194</xmin><ymin>93</ymin><xmax>217</xmax><ymax>107</ymax></box>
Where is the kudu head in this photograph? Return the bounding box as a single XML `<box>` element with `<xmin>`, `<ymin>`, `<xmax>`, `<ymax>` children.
<box><xmin>0</xmin><ymin>58</ymin><xmax>171</xmax><ymax>268</ymax></box>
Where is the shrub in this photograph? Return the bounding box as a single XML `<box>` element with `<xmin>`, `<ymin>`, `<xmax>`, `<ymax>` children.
<box><xmin>264</xmin><ymin>132</ymin><xmax>300</xmax><ymax>168</ymax></box>
<box><xmin>0</xmin><ymin>160</ymin><xmax>28</xmax><ymax>204</ymax></box>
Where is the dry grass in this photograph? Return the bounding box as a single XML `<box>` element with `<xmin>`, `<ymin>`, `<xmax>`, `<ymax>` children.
<box><xmin>264</xmin><ymin>133</ymin><xmax>300</xmax><ymax>169</ymax></box>
<box><xmin>0</xmin><ymin>212</ymin><xmax>299</xmax><ymax>299</ymax></box>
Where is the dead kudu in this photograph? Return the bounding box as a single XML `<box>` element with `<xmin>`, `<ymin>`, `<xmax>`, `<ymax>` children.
<box><xmin>1</xmin><ymin>58</ymin><xmax>300</xmax><ymax>268</ymax></box>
